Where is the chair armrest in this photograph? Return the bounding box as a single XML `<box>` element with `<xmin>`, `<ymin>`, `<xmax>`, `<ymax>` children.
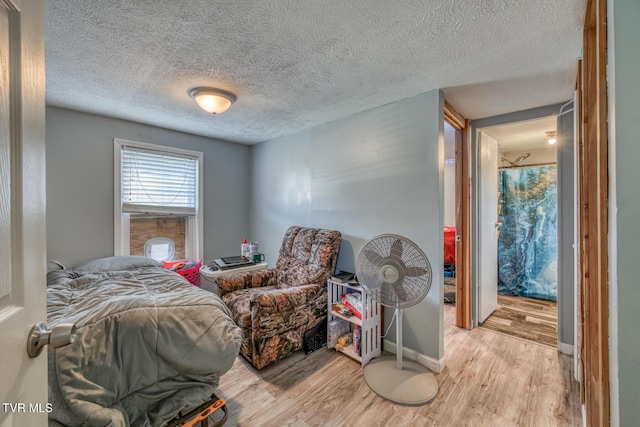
<box><xmin>251</xmin><ymin>284</ymin><xmax>325</xmax><ymax>314</ymax></box>
<box><xmin>217</xmin><ymin>268</ymin><xmax>277</xmax><ymax>296</ymax></box>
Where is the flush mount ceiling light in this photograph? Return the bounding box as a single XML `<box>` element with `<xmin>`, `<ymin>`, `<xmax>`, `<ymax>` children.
<box><xmin>546</xmin><ymin>130</ymin><xmax>557</xmax><ymax>145</ymax></box>
<box><xmin>189</xmin><ymin>87</ymin><xmax>236</xmax><ymax>114</ymax></box>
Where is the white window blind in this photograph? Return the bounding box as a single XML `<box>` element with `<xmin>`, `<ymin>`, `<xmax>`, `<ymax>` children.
<box><xmin>121</xmin><ymin>145</ymin><xmax>198</xmax><ymax>215</ymax></box>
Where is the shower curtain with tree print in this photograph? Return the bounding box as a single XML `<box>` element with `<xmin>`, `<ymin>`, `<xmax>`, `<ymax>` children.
<box><xmin>497</xmin><ymin>165</ymin><xmax>557</xmax><ymax>301</ymax></box>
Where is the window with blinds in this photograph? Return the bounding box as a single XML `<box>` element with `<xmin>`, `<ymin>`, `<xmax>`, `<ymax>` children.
<box><xmin>114</xmin><ymin>139</ymin><xmax>203</xmax><ymax>260</ymax></box>
<box><xmin>120</xmin><ymin>145</ymin><xmax>199</xmax><ymax>215</ymax></box>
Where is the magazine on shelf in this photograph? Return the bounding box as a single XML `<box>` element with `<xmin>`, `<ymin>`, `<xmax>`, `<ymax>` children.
<box><xmin>341</xmin><ymin>293</ymin><xmax>362</xmax><ymax>319</ymax></box>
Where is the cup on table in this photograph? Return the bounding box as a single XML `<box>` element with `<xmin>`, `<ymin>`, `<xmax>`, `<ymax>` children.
<box><xmin>252</xmin><ymin>253</ymin><xmax>265</xmax><ymax>263</ymax></box>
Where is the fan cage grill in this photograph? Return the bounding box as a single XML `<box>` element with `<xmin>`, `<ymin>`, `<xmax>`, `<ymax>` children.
<box><xmin>356</xmin><ymin>234</ymin><xmax>432</xmax><ymax>309</ymax></box>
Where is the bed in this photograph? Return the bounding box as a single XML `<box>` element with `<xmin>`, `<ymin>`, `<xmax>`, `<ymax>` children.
<box><xmin>46</xmin><ymin>256</ymin><xmax>243</xmax><ymax>427</ymax></box>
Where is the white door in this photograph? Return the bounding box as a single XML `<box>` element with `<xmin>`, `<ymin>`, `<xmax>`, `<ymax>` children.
<box><xmin>0</xmin><ymin>0</ymin><xmax>47</xmax><ymax>425</ymax></box>
<box><xmin>478</xmin><ymin>131</ymin><xmax>499</xmax><ymax>323</ymax></box>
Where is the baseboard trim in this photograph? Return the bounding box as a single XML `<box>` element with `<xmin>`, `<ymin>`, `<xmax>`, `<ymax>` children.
<box><xmin>383</xmin><ymin>340</ymin><xmax>445</xmax><ymax>373</ymax></box>
<box><xmin>557</xmin><ymin>341</ymin><xmax>574</xmax><ymax>355</ymax></box>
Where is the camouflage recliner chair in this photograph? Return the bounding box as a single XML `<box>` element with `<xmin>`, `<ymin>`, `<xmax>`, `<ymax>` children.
<box><xmin>216</xmin><ymin>226</ymin><xmax>342</xmax><ymax>369</ymax></box>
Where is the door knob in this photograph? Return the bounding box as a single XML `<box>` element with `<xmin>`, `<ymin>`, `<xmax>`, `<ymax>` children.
<box><xmin>27</xmin><ymin>322</ymin><xmax>77</xmax><ymax>358</ymax></box>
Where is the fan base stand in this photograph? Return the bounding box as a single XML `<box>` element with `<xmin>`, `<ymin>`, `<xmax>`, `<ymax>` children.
<box><xmin>364</xmin><ymin>356</ymin><xmax>438</xmax><ymax>406</ymax></box>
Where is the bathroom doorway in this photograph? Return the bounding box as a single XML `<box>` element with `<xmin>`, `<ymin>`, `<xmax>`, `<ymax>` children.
<box><xmin>477</xmin><ymin>115</ymin><xmax>559</xmax><ymax>347</ymax></box>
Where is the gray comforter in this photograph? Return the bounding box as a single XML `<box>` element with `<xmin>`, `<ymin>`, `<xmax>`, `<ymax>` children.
<box><xmin>47</xmin><ymin>267</ymin><xmax>242</xmax><ymax>427</ymax></box>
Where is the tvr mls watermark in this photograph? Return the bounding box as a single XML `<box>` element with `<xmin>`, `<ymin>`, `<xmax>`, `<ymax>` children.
<box><xmin>2</xmin><ymin>402</ymin><xmax>53</xmax><ymax>413</ymax></box>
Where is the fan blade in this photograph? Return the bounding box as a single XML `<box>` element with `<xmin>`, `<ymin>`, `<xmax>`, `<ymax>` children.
<box><xmin>405</xmin><ymin>266</ymin><xmax>428</xmax><ymax>277</ymax></box>
<box><xmin>380</xmin><ymin>285</ymin><xmax>396</xmax><ymax>305</ymax></box>
<box><xmin>389</xmin><ymin>238</ymin><xmax>403</xmax><ymax>262</ymax></box>
<box><xmin>392</xmin><ymin>283</ymin><xmax>409</xmax><ymax>303</ymax></box>
<box><xmin>361</xmin><ymin>248</ymin><xmax>385</xmax><ymax>267</ymax></box>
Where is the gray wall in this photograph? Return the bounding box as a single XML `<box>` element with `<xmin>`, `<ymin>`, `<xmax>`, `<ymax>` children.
<box><xmin>46</xmin><ymin>107</ymin><xmax>251</xmax><ymax>268</ymax></box>
<box><xmin>556</xmin><ymin>102</ymin><xmax>575</xmax><ymax>346</ymax></box>
<box><xmin>471</xmin><ymin>103</ymin><xmax>572</xmax><ymax>339</ymax></box>
<box><xmin>611</xmin><ymin>0</ymin><xmax>640</xmax><ymax>424</ymax></box>
<box><xmin>250</xmin><ymin>90</ymin><xmax>445</xmax><ymax>361</ymax></box>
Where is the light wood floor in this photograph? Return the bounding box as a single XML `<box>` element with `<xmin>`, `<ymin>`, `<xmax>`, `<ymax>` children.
<box><xmin>214</xmin><ymin>305</ymin><xmax>581</xmax><ymax>426</ymax></box>
<box><xmin>480</xmin><ymin>295</ymin><xmax>558</xmax><ymax>348</ymax></box>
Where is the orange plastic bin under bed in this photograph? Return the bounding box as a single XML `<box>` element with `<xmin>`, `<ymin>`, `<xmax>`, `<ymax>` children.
<box><xmin>165</xmin><ymin>392</ymin><xmax>227</xmax><ymax>427</ymax></box>
<box><xmin>163</xmin><ymin>259</ymin><xmax>202</xmax><ymax>287</ymax></box>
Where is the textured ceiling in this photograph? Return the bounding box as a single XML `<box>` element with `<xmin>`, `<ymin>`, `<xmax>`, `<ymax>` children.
<box><xmin>483</xmin><ymin>115</ymin><xmax>557</xmax><ymax>153</ymax></box>
<box><xmin>45</xmin><ymin>1</ymin><xmax>586</xmax><ymax>144</ymax></box>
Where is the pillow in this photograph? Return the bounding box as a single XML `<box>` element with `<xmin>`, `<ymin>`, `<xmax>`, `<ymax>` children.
<box><xmin>72</xmin><ymin>256</ymin><xmax>161</xmax><ymax>272</ymax></box>
<box><xmin>46</xmin><ymin>260</ymin><xmax>65</xmax><ymax>272</ymax></box>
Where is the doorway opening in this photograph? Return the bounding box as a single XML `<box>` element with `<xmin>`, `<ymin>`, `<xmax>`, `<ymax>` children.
<box><xmin>476</xmin><ymin>115</ymin><xmax>560</xmax><ymax>348</ymax></box>
<box><xmin>443</xmin><ymin>121</ymin><xmax>457</xmax><ymax>306</ymax></box>
<box><xmin>443</xmin><ymin>101</ymin><xmax>472</xmax><ymax>330</ymax></box>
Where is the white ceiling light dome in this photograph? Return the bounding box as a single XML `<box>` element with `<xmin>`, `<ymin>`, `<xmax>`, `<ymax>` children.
<box><xmin>189</xmin><ymin>87</ymin><xmax>236</xmax><ymax>114</ymax></box>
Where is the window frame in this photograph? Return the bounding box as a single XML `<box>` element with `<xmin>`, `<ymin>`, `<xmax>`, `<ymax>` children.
<box><xmin>114</xmin><ymin>138</ymin><xmax>203</xmax><ymax>260</ymax></box>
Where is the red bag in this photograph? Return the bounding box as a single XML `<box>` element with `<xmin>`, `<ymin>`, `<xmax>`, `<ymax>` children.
<box><xmin>444</xmin><ymin>226</ymin><xmax>456</xmax><ymax>264</ymax></box>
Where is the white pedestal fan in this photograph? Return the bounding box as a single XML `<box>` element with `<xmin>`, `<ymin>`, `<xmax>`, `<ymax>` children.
<box><xmin>356</xmin><ymin>234</ymin><xmax>438</xmax><ymax>406</ymax></box>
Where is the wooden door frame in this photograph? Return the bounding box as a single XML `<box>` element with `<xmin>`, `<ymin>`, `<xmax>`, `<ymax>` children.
<box><xmin>444</xmin><ymin>101</ymin><xmax>472</xmax><ymax>329</ymax></box>
<box><xmin>578</xmin><ymin>0</ymin><xmax>609</xmax><ymax>424</ymax></box>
